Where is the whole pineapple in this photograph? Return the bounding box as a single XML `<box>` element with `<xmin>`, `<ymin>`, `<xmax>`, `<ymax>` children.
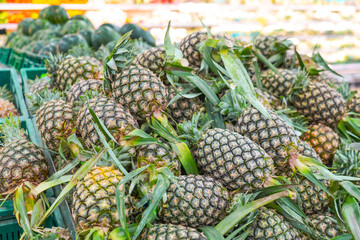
<box><xmin>141</xmin><ymin>224</ymin><xmax>207</xmax><ymax>240</ymax></box>
<box><xmin>290</xmin><ymin>82</ymin><xmax>347</xmax><ymax>128</ymax></box>
<box><xmin>29</xmin><ymin>81</ymin><xmax>51</xmax><ymax>94</ymax></box>
<box><xmin>235</xmin><ymin>107</ymin><xmax>299</xmax><ymax>172</ymax></box>
<box><xmin>301</xmin><ymin>124</ymin><xmax>340</xmax><ymax>165</ymax></box>
<box><xmin>159</xmin><ymin>175</ymin><xmax>230</xmax><ymax>228</ymax></box>
<box><xmin>178</xmin><ymin>31</ymin><xmax>208</xmax><ymax>70</ymax></box>
<box><xmin>347</xmin><ymin>91</ymin><xmax>360</xmax><ymax>114</ymax></box>
<box><xmin>167</xmin><ymin>86</ymin><xmax>203</xmax><ymax>124</ymax></box>
<box><xmin>260</xmin><ymin>69</ymin><xmax>297</xmax><ymax>98</ymax></box>
<box><xmin>36</xmin><ymin>99</ymin><xmax>76</xmax><ymax>151</ymax></box>
<box><xmin>247</xmin><ymin>207</ymin><xmax>301</xmax><ymax>240</ymax></box>
<box><xmin>111</xmin><ymin>65</ymin><xmax>169</xmax><ymax>121</ymax></box>
<box><xmin>305</xmin><ymin>212</ymin><xmax>346</xmax><ymax>239</ymax></box>
<box><xmin>0</xmin><ymin>117</ymin><xmax>48</xmax><ymax>193</ymax></box>
<box><xmin>47</xmin><ymin>55</ymin><xmax>102</xmax><ymax>91</ymax></box>
<box><xmin>72</xmin><ymin>165</ymin><xmax>138</xmax><ymax>232</ymax></box>
<box><xmin>0</xmin><ymin>85</ymin><xmax>19</xmax><ymax>118</ymax></box>
<box><xmin>76</xmin><ymin>97</ymin><xmax>138</xmax><ymax>148</ymax></box>
<box><xmin>66</xmin><ymin>79</ymin><xmax>104</xmax><ymax>105</ymax></box>
<box><xmin>196</xmin><ymin>128</ymin><xmax>274</xmax><ymax>192</ymax></box>
<box><xmin>253</xmin><ymin>35</ymin><xmax>278</xmax><ymax>58</ymax></box>
<box><xmin>135</xmin><ymin>47</ymin><xmax>166</xmax><ymax>81</ymax></box>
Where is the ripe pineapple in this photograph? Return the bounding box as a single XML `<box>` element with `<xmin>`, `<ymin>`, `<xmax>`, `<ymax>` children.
<box><xmin>305</xmin><ymin>212</ymin><xmax>346</xmax><ymax>239</ymax></box>
<box><xmin>178</xmin><ymin>31</ymin><xmax>208</xmax><ymax>70</ymax></box>
<box><xmin>298</xmin><ymin>141</ymin><xmax>322</xmax><ymax>163</ymax></box>
<box><xmin>140</xmin><ymin>224</ymin><xmax>207</xmax><ymax>240</ymax></box>
<box><xmin>0</xmin><ymin>85</ymin><xmax>19</xmax><ymax>118</ymax></box>
<box><xmin>77</xmin><ymin>97</ymin><xmax>138</xmax><ymax>148</ymax></box>
<box><xmin>159</xmin><ymin>175</ymin><xmax>230</xmax><ymax>228</ymax></box>
<box><xmin>47</xmin><ymin>55</ymin><xmax>102</xmax><ymax>91</ymax></box>
<box><xmin>235</xmin><ymin>107</ymin><xmax>299</xmax><ymax>172</ymax></box>
<box><xmin>135</xmin><ymin>47</ymin><xmax>167</xmax><ymax>82</ymax></box>
<box><xmin>310</xmin><ymin>71</ymin><xmax>341</xmax><ymax>88</ymax></box>
<box><xmin>286</xmin><ymin>171</ymin><xmax>330</xmax><ymax>215</ymax></box>
<box><xmin>196</xmin><ymin>128</ymin><xmax>274</xmax><ymax>192</ymax></box>
<box><xmin>66</xmin><ymin>79</ymin><xmax>104</xmax><ymax>105</ymax></box>
<box><xmin>253</xmin><ymin>35</ymin><xmax>278</xmax><ymax>58</ymax></box>
<box><xmin>247</xmin><ymin>207</ymin><xmax>301</xmax><ymax>240</ymax></box>
<box><xmin>135</xmin><ymin>139</ymin><xmax>181</xmax><ymax>177</ymax></box>
<box><xmin>290</xmin><ymin>82</ymin><xmax>347</xmax><ymax>128</ymax></box>
<box><xmin>28</xmin><ymin>77</ymin><xmax>51</xmax><ymax>94</ymax></box>
<box><xmin>260</xmin><ymin>69</ymin><xmax>297</xmax><ymax>98</ymax></box>
<box><xmin>36</xmin><ymin>99</ymin><xmax>76</xmax><ymax>151</ymax></box>
<box><xmin>301</xmin><ymin>124</ymin><xmax>340</xmax><ymax>165</ymax></box>
<box><xmin>111</xmin><ymin>65</ymin><xmax>169</xmax><ymax>121</ymax></box>
<box><xmin>0</xmin><ymin>117</ymin><xmax>48</xmax><ymax>193</ymax></box>
<box><xmin>347</xmin><ymin>92</ymin><xmax>360</xmax><ymax>114</ymax></box>
<box><xmin>72</xmin><ymin>165</ymin><xmax>138</xmax><ymax>232</ymax></box>
<box><xmin>167</xmin><ymin>86</ymin><xmax>203</xmax><ymax>124</ymax></box>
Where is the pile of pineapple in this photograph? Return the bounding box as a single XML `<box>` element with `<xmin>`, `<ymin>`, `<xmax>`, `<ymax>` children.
<box><xmin>1</xmin><ymin>23</ymin><xmax>360</xmax><ymax>240</ymax></box>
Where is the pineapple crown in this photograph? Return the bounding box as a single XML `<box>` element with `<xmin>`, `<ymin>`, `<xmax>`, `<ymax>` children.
<box><xmin>288</xmin><ymin>69</ymin><xmax>310</xmax><ymax>100</ymax></box>
<box><xmin>27</xmin><ymin>87</ymin><xmax>63</xmax><ymax>114</ymax></box>
<box><xmin>0</xmin><ymin>84</ymin><xmax>14</xmax><ymax>102</ymax></box>
<box><xmin>68</xmin><ymin>44</ymin><xmax>94</xmax><ymax>58</ymax></box>
<box><xmin>333</xmin><ymin>144</ymin><xmax>360</xmax><ymax>177</ymax></box>
<box><xmin>0</xmin><ymin>115</ymin><xmax>27</xmax><ymax>145</ymax></box>
<box><xmin>75</xmin><ymin>89</ymin><xmax>108</xmax><ymax>109</ymax></box>
<box><xmin>104</xmin><ymin>31</ymin><xmax>138</xmax><ymax>83</ymax></box>
<box><xmin>217</xmin><ymin>89</ymin><xmax>248</xmax><ymax>123</ymax></box>
<box><xmin>45</xmin><ymin>53</ymin><xmax>66</xmax><ymax>75</ymax></box>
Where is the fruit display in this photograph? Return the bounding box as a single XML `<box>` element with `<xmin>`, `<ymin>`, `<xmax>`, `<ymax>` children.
<box><xmin>1</xmin><ymin>4</ymin><xmax>360</xmax><ymax>240</ymax></box>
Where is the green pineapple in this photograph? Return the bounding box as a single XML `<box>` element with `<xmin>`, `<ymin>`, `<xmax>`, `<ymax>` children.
<box><xmin>76</xmin><ymin>97</ymin><xmax>138</xmax><ymax>148</ymax></box>
<box><xmin>304</xmin><ymin>212</ymin><xmax>346</xmax><ymax>239</ymax></box>
<box><xmin>36</xmin><ymin>99</ymin><xmax>76</xmax><ymax>151</ymax></box>
<box><xmin>159</xmin><ymin>175</ymin><xmax>230</xmax><ymax>228</ymax></box>
<box><xmin>141</xmin><ymin>224</ymin><xmax>207</xmax><ymax>240</ymax></box>
<box><xmin>195</xmin><ymin>128</ymin><xmax>274</xmax><ymax>192</ymax></box>
<box><xmin>0</xmin><ymin>117</ymin><xmax>48</xmax><ymax>193</ymax></box>
<box><xmin>178</xmin><ymin>31</ymin><xmax>208</xmax><ymax>70</ymax></box>
<box><xmin>72</xmin><ymin>165</ymin><xmax>138</xmax><ymax>232</ymax></box>
<box><xmin>301</xmin><ymin>124</ymin><xmax>340</xmax><ymax>165</ymax></box>
<box><xmin>235</xmin><ymin>107</ymin><xmax>299</xmax><ymax>172</ymax></box>
<box><xmin>247</xmin><ymin>207</ymin><xmax>301</xmax><ymax>240</ymax></box>
<box><xmin>66</xmin><ymin>79</ymin><xmax>104</xmax><ymax>105</ymax></box>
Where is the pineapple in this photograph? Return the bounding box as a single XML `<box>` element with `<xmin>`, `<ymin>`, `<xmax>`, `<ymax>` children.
<box><xmin>111</xmin><ymin>65</ymin><xmax>169</xmax><ymax>122</ymax></box>
<box><xmin>333</xmin><ymin>146</ymin><xmax>360</xmax><ymax>180</ymax></box>
<box><xmin>28</xmin><ymin>77</ymin><xmax>51</xmax><ymax>94</ymax></box>
<box><xmin>178</xmin><ymin>31</ymin><xmax>208</xmax><ymax>70</ymax></box>
<box><xmin>260</xmin><ymin>69</ymin><xmax>297</xmax><ymax>98</ymax></box>
<box><xmin>305</xmin><ymin>212</ymin><xmax>346</xmax><ymax>239</ymax></box>
<box><xmin>348</xmin><ymin>92</ymin><xmax>360</xmax><ymax>114</ymax></box>
<box><xmin>135</xmin><ymin>139</ymin><xmax>181</xmax><ymax>177</ymax></box>
<box><xmin>301</xmin><ymin>124</ymin><xmax>340</xmax><ymax>165</ymax></box>
<box><xmin>253</xmin><ymin>35</ymin><xmax>278</xmax><ymax>58</ymax></box>
<box><xmin>141</xmin><ymin>224</ymin><xmax>207</xmax><ymax>240</ymax></box>
<box><xmin>36</xmin><ymin>99</ymin><xmax>76</xmax><ymax>151</ymax></box>
<box><xmin>66</xmin><ymin>79</ymin><xmax>104</xmax><ymax>105</ymax></box>
<box><xmin>167</xmin><ymin>86</ymin><xmax>203</xmax><ymax>124</ymax></box>
<box><xmin>76</xmin><ymin>97</ymin><xmax>138</xmax><ymax>148</ymax></box>
<box><xmin>247</xmin><ymin>207</ymin><xmax>301</xmax><ymax>240</ymax></box>
<box><xmin>298</xmin><ymin>141</ymin><xmax>322</xmax><ymax>163</ymax></box>
<box><xmin>290</xmin><ymin>82</ymin><xmax>347</xmax><ymax>128</ymax></box>
<box><xmin>46</xmin><ymin>55</ymin><xmax>102</xmax><ymax>91</ymax></box>
<box><xmin>159</xmin><ymin>175</ymin><xmax>230</xmax><ymax>228</ymax></box>
<box><xmin>235</xmin><ymin>107</ymin><xmax>299</xmax><ymax>172</ymax></box>
<box><xmin>135</xmin><ymin>47</ymin><xmax>167</xmax><ymax>82</ymax></box>
<box><xmin>72</xmin><ymin>165</ymin><xmax>138</xmax><ymax>232</ymax></box>
<box><xmin>310</xmin><ymin>71</ymin><xmax>341</xmax><ymax>88</ymax></box>
<box><xmin>283</xmin><ymin>170</ymin><xmax>330</xmax><ymax>215</ymax></box>
<box><xmin>0</xmin><ymin>117</ymin><xmax>48</xmax><ymax>193</ymax></box>
<box><xmin>196</xmin><ymin>128</ymin><xmax>274</xmax><ymax>192</ymax></box>
<box><xmin>0</xmin><ymin>85</ymin><xmax>19</xmax><ymax>118</ymax></box>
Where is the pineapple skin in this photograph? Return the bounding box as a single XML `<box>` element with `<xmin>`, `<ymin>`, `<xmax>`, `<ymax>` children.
<box><xmin>141</xmin><ymin>224</ymin><xmax>208</xmax><ymax>240</ymax></box>
<box><xmin>310</xmin><ymin>71</ymin><xmax>341</xmax><ymax>88</ymax></box>
<box><xmin>196</xmin><ymin>128</ymin><xmax>274</xmax><ymax>192</ymax></box>
<box><xmin>54</xmin><ymin>56</ymin><xmax>102</xmax><ymax>91</ymax></box>
<box><xmin>305</xmin><ymin>212</ymin><xmax>346</xmax><ymax>239</ymax></box>
<box><xmin>298</xmin><ymin>141</ymin><xmax>322</xmax><ymax>163</ymax></box>
<box><xmin>135</xmin><ymin>47</ymin><xmax>166</xmax><ymax>82</ymax></box>
<box><xmin>159</xmin><ymin>175</ymin><xmax>230</xmax><ymax>228</ymax></box>
<box><xmin>348</xmin><ymin>92</ymin><xmax>360</xmax><ymax>114</ymax></box>
<box><xmin>235</xmin><ymin>108</ymin><xmax>299</xmax><ymax>172</ymax></box>
<box><xmin>0</xmin><ymin>98</ymin><xmax>19</xmax><ymax>118</ymax></box>
<box><xmin>290</xmin><ymin>82</ymin><xmax>347</xmax><ymax>127</ymax></box>
<box><xmin>253</xmin><ymin>35</ymin><xmax>278</xmax><ymax>58</ymax></box>
<box><xmin>111</xmin><ymin>65</ymin><xmax>168</xmax><ymax>121</ymax></box>
<box><xmin>0</xmin><ymin>138</ymin><xmax>48</xmax><ymax>193</ymax></box>
<box><xmin>66</xmin><ymin>79</ymin><xmax>103</xmax><ymax>104</ymax></box>
<box><xmin>36</xmin><ymin>99</ymin><xmax>75</xmax><ymax>151</ymax></box>
<box><xmin>72</xmin><ymin>166</ymin><xmax>138</xmax><ymax>231</ymax></box>
<box><xmin>76</xmin><ymin>97</ymin><xmax>138</xmax><ymax>148</ymax></box>
<box><xmin>29</xmin><ymin>81</ymin><xmax>51</xmax><ymax>94</ymax></box>
<box><xmin>247</xmin><ymin>207</ymin><xmax>301</xmax><ymax>240</ymax></box>
<box><xmin>301</xmin><ymin>124</ymin><xmax>340</xmax><ymax>165</ymax></box>
<box><xmin>261</xmin><ymin>69</ymin><xmax>297</xmax><ymax>98</ymax></box>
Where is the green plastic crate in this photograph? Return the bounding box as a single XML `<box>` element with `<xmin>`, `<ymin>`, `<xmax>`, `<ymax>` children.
<box><xmin>0</xmin><ymin>69</ymin><xmax>28</xmax><ymax>119</ymax></box>
<box><xmin>22</xmin><ymin>52</ymin><xmax>47</xmax><ymax>69</ymax></box>
<box><xmin>0</xmin><ymin>47</ymin><xmax>12</xmax><ymax>65</ymax></box>
<box><xmin>20</xmin><ymin>68</ymin><xmax>47</xmax><ymax>118</ymax></box>
<box><xmin>8</xmin><ymin>48</ymin><xmax>24</xmax><ymax>71</ymax></box>
<box><xmin>0</xmin><ymin>197</ymin><xmax>66</xmax><ymax>240</ymax></box>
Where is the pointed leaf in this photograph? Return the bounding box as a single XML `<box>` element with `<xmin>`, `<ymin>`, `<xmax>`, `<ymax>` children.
<box><xmin>342</xmin><ymin>196</ymin><xmax>360</xmax><ymax>240</ymax></box>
